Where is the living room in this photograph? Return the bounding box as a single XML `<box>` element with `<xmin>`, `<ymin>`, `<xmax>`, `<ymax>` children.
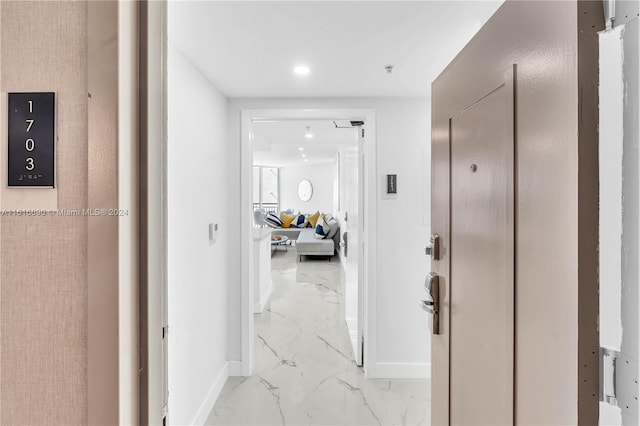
<box><xmin>253</xmin><ymin>119</ymin><xmax>351</xmax><ymax>258</ymax></box>
<box><xmin>250</xmin><ymin>119</ymin><xmax>352</xmax><ymax>308</ymax></box>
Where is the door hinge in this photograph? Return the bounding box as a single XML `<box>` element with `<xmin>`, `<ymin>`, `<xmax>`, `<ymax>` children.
<box><xmin>162</xmin><ymin>325</ymin><xmax>169</xmax><ymax>339</ymax></box>
<box><xmin>600</xmin><ymin>347</ymin><xmax>639</xmax><ymax>419</ymax></box>
<box><xmin>361</xmin><ymin>128</ymin><xmax>365</xmax><ymax>138</ymax></box>
<box><xmin>600</xmin><ymin>347</ymin><xmax>618</xmax><ymax>405</ymax></box>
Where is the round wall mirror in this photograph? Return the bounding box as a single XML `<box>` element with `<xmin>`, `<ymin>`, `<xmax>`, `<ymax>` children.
<box><xmin>298</xmin><ymin>179</ymin><xmax>313</xmax><ymax>202</ymax></box>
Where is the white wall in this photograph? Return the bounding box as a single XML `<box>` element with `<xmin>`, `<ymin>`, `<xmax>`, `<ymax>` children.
<box><xmin>599</xmin><ymin>26</ymin><xmax>624</xmax><ymax>426</ymax></box>
<box><xmin>228</xmin><ymin>98</ymin><xmax>431</xmax><ymax>377</ymax></box>
<box><xmin>598</xmin><ymin>17</ymin><xmax>640</xmax><ymax>426</ymax></box>
<box><xmin>599</xmin><ymin>26</ymin><xmax>623</xmax><ymax>353</ymax></box>
<box><xmin>620</xmin><ymin>17</ymin><xmax>640</xmax><ymax>426</ymax></box>
<box><xmin>633</xmin><ymin>20</ymin><xmax>640</xmax><ymax>425</ymax></box>
<box><xmin>167</xmin><ymin>43</ymin><xmax>229</xmax><ymax>424</ymax></box>
<box><xmin>280</xmin><ymin>162</ymin><xmax>335</xmax><ymax>214</ymax></box>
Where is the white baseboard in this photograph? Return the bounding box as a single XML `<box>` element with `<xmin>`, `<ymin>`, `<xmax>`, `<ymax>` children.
<box><xmin>338</xmin><ymin>251</ymin><xmax>347</xmax><ymax>271</ymax></box>
<box><xmin>373</xmin><ymin>362</ymin><xmax>431</xmax><ymax>379</ymax></box>
<box><xmin>190</xmin><ymin>362</ymin><xmax>229</xmax><ymax>425</ymax></box>
<box><xmin>345</xmin><ymin>317</ymin><xmax>358</xmax><ymax>358</ymax></box>
<box><xmin>227</xmin><ymin>360</ymin><xmax>243</xmax><ymax>376</ymax></box>
<box><xmin>253</xmin><ymin>282</ymin><xmax>272</xmax><ymax>313</ymax></box>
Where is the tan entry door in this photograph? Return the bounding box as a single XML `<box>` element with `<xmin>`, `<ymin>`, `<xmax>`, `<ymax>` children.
<box><xmin>430</xmin><ymin>1</ymin><xmax>602</xmax><ymax>425</ymax></box>
<box><xmin>449</xmin><ymin>70</ymin><xmax>514</xmax><ymax>425</ymax></box>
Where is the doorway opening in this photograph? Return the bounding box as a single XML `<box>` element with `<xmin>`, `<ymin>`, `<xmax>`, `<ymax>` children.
<box><xmin>239</xmin><ymin>109</ymin><xmax>377</xmax><ymax>376</ymax></box>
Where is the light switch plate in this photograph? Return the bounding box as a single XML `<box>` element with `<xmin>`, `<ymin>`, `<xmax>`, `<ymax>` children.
<box><xmin>381</xmin><ymin>174</ymin><xmax>398</xmax><ymax>200</ymax></box>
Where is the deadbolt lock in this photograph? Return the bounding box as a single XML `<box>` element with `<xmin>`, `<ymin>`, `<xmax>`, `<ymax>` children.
<box><xmin>424</xmin><ymin>234</ymin><xmax>441</xmax><ymax>260</ymax></box>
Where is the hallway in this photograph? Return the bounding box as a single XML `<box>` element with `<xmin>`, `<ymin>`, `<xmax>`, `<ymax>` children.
<box><xmin>206</xmin><ymin>250</ymin><xmax>430</xmax><ymax>425</ymax></box>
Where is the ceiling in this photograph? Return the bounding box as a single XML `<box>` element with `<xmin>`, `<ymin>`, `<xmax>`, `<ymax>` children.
<box><xmin>168</xmin><ymin>1</ymin><xmax>504</xmax><ymax>98</ymax></box>
<box><xmin>252</xmin><ymin>120</ymin><xmax>356</xmax><ymax>167</ymax></box>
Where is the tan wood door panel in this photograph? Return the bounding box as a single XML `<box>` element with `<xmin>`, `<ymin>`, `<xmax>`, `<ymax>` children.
<box><xmin>449</xmin><ymin>75</ymin><xmax>514</xmax><ymax>425</ymax></box>
<box><xmin>430</xmin><ymin>2</ymin><xmax>602</xmax><ymax>425</ymax></box>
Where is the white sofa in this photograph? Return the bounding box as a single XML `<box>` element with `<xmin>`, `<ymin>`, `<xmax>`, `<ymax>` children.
<box><xmin>272</xmin><ymin>227</ymin><xmax>340</xmax><ymax>261</ymax></box>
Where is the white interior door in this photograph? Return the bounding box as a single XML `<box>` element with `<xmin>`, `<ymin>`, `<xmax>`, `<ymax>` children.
<box><xmin>345</xmin><ymin>125</ymin><xmax>364</xmax><ymax>366</ymax></box>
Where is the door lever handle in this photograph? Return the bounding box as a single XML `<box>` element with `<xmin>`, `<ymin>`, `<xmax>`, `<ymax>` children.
<box><xmin>421</xmin><ymin>273</ymin><xmax>440</xmax><ymax>335</ymax></box>
<box><xmin>420</xmin><ymin>300</ymin><xmax>436</xmax><ymax>314</ymax></box>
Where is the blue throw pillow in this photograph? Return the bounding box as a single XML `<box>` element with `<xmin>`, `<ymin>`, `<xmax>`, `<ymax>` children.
<box><xmin>291</xmin><ymin>214</ymin><xmax>306</xmax><ymax>228</ymax></box>
<box><xmin>314</xmin><ymin>216</ymin><xmax>331</xmax><ymax>239</ymax></box>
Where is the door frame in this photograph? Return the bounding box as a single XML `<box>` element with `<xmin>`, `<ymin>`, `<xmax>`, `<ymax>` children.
<box><xmin>353</xmin><ymin>124</ymin><xmax>365</xmax><ymax>366</ymax></box>
<box><xmin>239</xmin><ymin>108</ymin><xmax>377</xmax><ymax>376</ymax></box>
<box><xmin>139</xmin><ymin>1</ymin><xmax>168</xmax><ymax>424</ymax></box>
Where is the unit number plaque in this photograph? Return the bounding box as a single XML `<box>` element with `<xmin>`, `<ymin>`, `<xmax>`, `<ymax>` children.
<box><xmin>8</xmin><ymin>92</ymin><xmax>55</xmax><ymax>187</ymax></box>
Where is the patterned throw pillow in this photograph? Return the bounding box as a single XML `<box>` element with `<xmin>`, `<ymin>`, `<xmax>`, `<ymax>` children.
<box><xmin>291</xmin><ymin>214</ymin><xmax>306</xmax><ymax>228</ymax></box>
<box><xmin>264</xmin><ymin>212</ymin><xmax>283</xmax><ymax>228</ymax></box>
<box><xmin>306</xmin><ymin>211</ymin><xmax>321</xmax><ymax>228</ymax></box>
<box><xmin>314</xmin><ymin>215</ymin><xmax>331</xmax><ymax>239</ymax></box>
<box><xmin>326</xmin><ymin>217</ymin><xmax>340</xmax><ymax>239</ymax></box>
<box><xmin>279</xmin><ymin>212</ymin><xmax>295</xmax><ymax>228</ymax></box>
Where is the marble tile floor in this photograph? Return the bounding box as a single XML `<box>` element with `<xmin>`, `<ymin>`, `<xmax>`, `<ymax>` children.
<box><xmin>205</xmin><ymin>250</ymin><xmax>430</xmax><ymax>426</ymax></box>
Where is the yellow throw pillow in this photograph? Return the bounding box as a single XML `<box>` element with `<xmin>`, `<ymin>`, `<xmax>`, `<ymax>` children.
<box><xmin>306</xmin><ymin>211</ymin><xmax>321</xmax><ymax>228</ymax></box>
<box><xmin>279</xmin><ymin>212</ymin><xmax>295</xmax><ymax>228</ymax></box>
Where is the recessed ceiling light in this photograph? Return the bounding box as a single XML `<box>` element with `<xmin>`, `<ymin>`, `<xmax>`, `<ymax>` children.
<box><xmin>298</xmin><ymin>147</ymin><xmax>304</xmax><ymax>151</ymax></box>
<box><xmin>304</xmin><ymin>159</ymin><xmax>308</xmax><ymax>162</ymax></box>
<box><xmin>302</xmin><ymin>154</ymin><xmax>307</xmax><ymax>158</ymax></box>
<box><xmin>293</xmin><ymin>65</ymin><xmax>311</xmax><ymax>76</ymax></box>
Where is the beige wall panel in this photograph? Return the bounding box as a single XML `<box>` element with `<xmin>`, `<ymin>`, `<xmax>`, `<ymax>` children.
<box><xmin>0</xmin><ymin>1</ymin><xmax>88</xmax><ymax>425</ymax></box>
<box><xmin>87</xmin><ymin>1</ymin><xmax>119</xmax><ymax>425</ymax></box>
<box><xmin>431</xmin><ymin>1</ymin><xmax>602</xmax><ymax>424</ymax></box>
